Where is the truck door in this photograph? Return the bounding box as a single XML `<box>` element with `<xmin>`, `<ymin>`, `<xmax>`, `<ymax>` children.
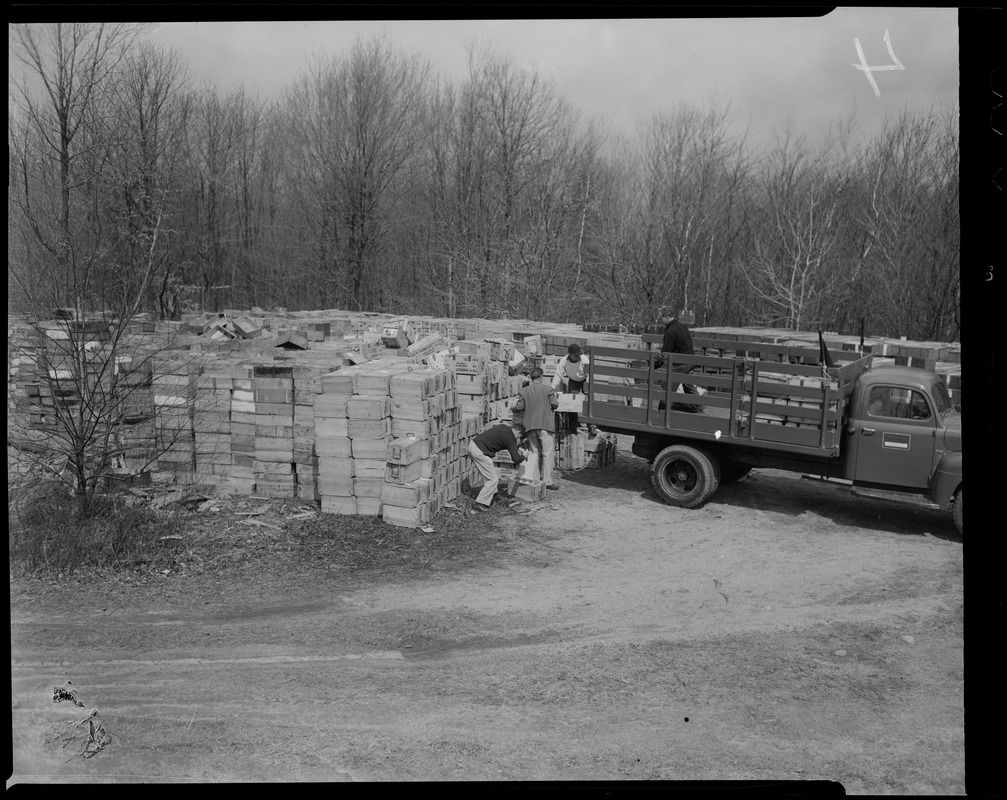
<box><xmin>854</xmin><ymin>385</ymin><xmax>937</xmax><ymax>489</ymax></box>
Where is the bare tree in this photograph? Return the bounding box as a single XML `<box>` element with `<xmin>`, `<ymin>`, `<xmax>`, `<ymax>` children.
<box><xmin>588</xmin><ymin>103</ymin><xmax>750</xmax><ymax>326</ymax></box>
<box><xmin>106</xmin><ymin>41</ymin><xmax>190</xmax><ymax>318</ymax></box>
<box><xmin>853</xmin><ymin>105</ymin><xmax>960</xmax><ymax>340</ymax></box>
<box><xmin>423</xmin><ymin>46</ymin><xmax>601</xmax><ymax>320</ymax></box>
<box><xmin>10</xmin><ymin>23</ymin><xmax>139</xmax><ymax>312</ymax></box>
<box><xmin>741</xmin><ymin>122</ymin><xmax>854</xmax><ymax>331</ymax></box>
<box><xmin>283</xmin><ymin>37</ymin><xmax>430</xmax><ymax>311</ymax></box>
<box><xmin>8</xmin><ymin>23</ymin><xmax>191</xmax><ymax>516</ymax></box>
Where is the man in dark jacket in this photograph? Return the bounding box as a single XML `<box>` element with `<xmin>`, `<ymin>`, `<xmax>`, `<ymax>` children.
<box><xmin>657</xmin><ymin>308</ymin><xmax>703</xmax><ymax>413</ymax></box>
<box><xmin>468</xmin><ymin>422</ymin><xmax>527</xmax><ymax>509</ymax></box>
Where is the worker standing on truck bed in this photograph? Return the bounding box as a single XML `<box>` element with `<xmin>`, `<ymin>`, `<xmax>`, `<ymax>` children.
<box><xmin>552</xmin><ymin>343</ymin><xmax>589</xmax><ymax>393</ymax></box>
<box><xmin>468</xmin><ymin>422</ymin><xmax>527</xmax><ymax>510</ymax></box>
<box><xmin>552</xmin><ymin>343</ymin><xmax>591</xmax><ymax>432</ymax></box>
<box><xmin>657</xmin><ymin>307</ymin><xmax>703</xmax><ymax>413</ymax></box>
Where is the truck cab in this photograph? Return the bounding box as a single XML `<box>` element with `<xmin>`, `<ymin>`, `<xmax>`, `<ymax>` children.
<box><xmin>844</xmin><ymin>366</ymin><xmax>962</xmax><ymax>509</ymax></box>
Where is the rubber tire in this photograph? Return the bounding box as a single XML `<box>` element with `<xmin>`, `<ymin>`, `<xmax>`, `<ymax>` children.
<box><xmin>719</xmin><ymin>463</ymin><xmax>753</xmax><ymax>484</ymax></box>
<box><xmin>953</xmin><ymin>487</ymin><xmax>963</xmax><ymax>536</ymax></box>
<box><xmin>651</xmin><ymin>444</ymin><xmax>721</xmax><ymax>508</ymax></box>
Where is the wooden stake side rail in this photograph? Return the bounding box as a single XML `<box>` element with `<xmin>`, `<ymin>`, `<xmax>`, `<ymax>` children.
<box><xmin>640</xmin><ymin>334</ymin><xmax>867</xmax><ymax>366</ymax></box>
<box><xmin>582</xmin><ymin>345</ymin><xmax>871</xmax><ymax>456</ymax></box>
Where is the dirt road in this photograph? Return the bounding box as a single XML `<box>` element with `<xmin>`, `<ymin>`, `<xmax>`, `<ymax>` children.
<box><xmin>9</xmin><ymin>445</ymin><xmax>965</xmax><ymax>790</ymax></box>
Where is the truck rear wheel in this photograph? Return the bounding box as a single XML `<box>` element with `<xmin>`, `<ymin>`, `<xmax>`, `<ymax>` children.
<box><xmin>652</xmin><ymin>444</ymin><xmax>720</xmax><ymax>508</ymax></box>
<box><xmin>953</xmin><ymin>487</ymin><xmax>963</xmax><ymax>536</ymax></box>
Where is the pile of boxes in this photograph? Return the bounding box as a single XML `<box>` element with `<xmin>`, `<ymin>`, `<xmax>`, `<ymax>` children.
<box><xmin>151</xmin><ymin>354</ymin><xmax>198</xmax><ymax>477</ymax></box>
<box><xmin>313</xmin><ymin>358</ymin><xmax>477</xmax><ymax>526</ymax></box>
<box><xmin>251</xmin><ymin>365</ymin><xmax>297</xmax><ymax>498</ymax></box>
<box><xmin>192</xmin><ymin>360</ymin><xmax>232</xmax><ymax>484</ymax></box>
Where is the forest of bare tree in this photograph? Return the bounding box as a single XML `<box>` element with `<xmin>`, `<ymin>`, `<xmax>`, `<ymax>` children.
<box><xmin>8</xmin><ymin>24</ymin><xmax>960</xmax><ymax>342</ymax></box>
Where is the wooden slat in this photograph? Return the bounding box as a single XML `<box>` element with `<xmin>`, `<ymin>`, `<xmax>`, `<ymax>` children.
<box><xmin>693</xmin><ymin>338</ymin><xmax>792</xmax><ymax>360</ymax></box>
<box><xmin>750</xmin><ymin>421</ymin><xmax>837</xmax><ymax>450</ymax></box>
<box><xmin>643</xmin><ymin>406</ymin><xmax>721</xmax><ymax>427</ymax></box>
<box><xmin>747</xmin><ymin>401</ymin><xmax>841</xmax><ymax>423</ymax></box>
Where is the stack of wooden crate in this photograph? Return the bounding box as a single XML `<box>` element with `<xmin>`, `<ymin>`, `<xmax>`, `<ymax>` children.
<box><xmin>555</xmin><ymin>429</ymin><xmax>619</xmax><ymax>472</ymax></box>
<box><xmin>35</xmin><ymin>324</ymin><xmax>85</xmax><ymax>430</ymax></box>
<box><xmin>115</xmin><ymin>351</ymin><xmax>157</xmax><ymax>475</ymax></box>
<box><xmin>585</xmin><ymin>434</ymin><xmax>618</xmax><ymax>468</ymax></box>
<box><xmin>152</xmin><ymin>354</ymin><xmax>197</xmax><ymax>478</ymax></box>
<box><xmin>451</xmin><ymin>354</ymin><xmax>491</xmax><ymax>421</ymax></box>
<box><xmin>7</xmin><ymin>322</ymin><xmax>38</xmax><ymax>423</ymax></box>
<box><xmin>227</xmin><ymin>363</ymin><xmax>256</xmax><ymax>494</ymax></box>
<box><xmin>291</xmin><ymin>364</ymin><xmax>331</xmax><ymax>503</ymax></box>
<box><xmin>312</xmin><ymin>356</ymin><xmax>479</xmax><ymax>526</ymax></box>
<box><xmin>192</xmin><ymin>359</ymin><xmax>232</xmax><ymax>485</ymax></box>
<box><xmin>381</xmin><ymin>434</ymin><xmax>435</xmax><ymax>527</ymax></box>
<box><xmin>381</xmin><ymin>365</ymin><xmax>464</xmax><ymax>525</ymax></box>
<box><xmin>384</xmin><ymin>368</ymin><xmax>442</xmax><ymax>519</ymax></box>
<box><xmin>314</xmin><ymin>369</ymin><xmax>356</xmax><ymax>514</ymax></box>
<box><xmin>555</xmin><ymin>429</ymin><xmax>586</xmax><ymax>471</ymax></box>
<box><xmin>346</xmin><ymin>384</ymin><xmax>394</xmax><ymax>516</ymax></box>
<box><xmin>445</xmin><ymin>345</ymin><xmax>520</xmax><ymax>425</ymax></box>
<box><xmin>253</xmin><ymin>365</ymin><xmax>296</xmax><ymax>498</ymax></box>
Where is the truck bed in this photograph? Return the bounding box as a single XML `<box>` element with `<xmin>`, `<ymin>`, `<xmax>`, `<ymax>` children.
<box><xmin>581</xmin><ymin>338</ymin><xmax>873</xmax><ymax>457</ymax></box>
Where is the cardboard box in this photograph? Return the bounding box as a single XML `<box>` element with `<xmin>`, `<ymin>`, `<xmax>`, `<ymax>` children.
<box><xmin>232</xmin><ymin>316</ymin><xmax>263</xmax><ymax>339</ymax></box>
<box><xmin>556</xmin><ymin>393</ymin><xmax>584</xmax><ymax>413</ymax></box>
<box><xmin>387</xmin><ymin>435</ymin><xmax>427</xmax><ymax>465</ymax></box>
<box><xmin>509</xmin><ymin>477</ymin><xmax>545</xmax><ymax>502</ymax></box>
<box><xmin>381</xmin><ymin>326</ymin><xmax>410</xmax><ymax>349</ymax></box>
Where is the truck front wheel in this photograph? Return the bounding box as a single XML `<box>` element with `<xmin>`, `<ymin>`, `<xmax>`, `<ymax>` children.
<box><xmin>953</xmin><ymin>487</ymin><xmax>963</xmax><ymax>536</ymax></box>
<box><xmin>652</xmin><ymin>445</ymin><xmax>720</xmax><ymax>508</ymax></box>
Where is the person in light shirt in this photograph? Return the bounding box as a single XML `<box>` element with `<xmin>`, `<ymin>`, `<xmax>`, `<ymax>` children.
<box><xmin>551</xmin><ymin>344</ymin><xmax>589</xmax><ymax>393</ymax></box>
<box><xmin>552</xmin><ymin>343</ymin><xmax>594</xmax><ymax>433</ymax></box>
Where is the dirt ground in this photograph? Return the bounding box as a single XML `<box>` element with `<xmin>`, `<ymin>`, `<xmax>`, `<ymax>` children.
<box><xmin>9</xmin><ymin>437</ymin><xmax>965</xmax><ymax>791</ymax></box>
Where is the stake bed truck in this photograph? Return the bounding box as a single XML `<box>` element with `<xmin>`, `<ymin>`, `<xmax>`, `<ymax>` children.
<box><xmin>579</xmin><ymin>336</ymin><xmax>963</xmax><ymax>535</ymax></box>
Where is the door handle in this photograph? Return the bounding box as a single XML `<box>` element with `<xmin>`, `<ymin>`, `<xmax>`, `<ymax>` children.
<box><xmin>861</xmin><ymin>427</ymin><xmax>876</xmax><ymax>436</ymax></box>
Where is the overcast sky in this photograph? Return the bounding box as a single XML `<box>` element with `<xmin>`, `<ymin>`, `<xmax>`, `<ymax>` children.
<box><xmin>142</xmin><ymin>9</ymin><xmax>958</xmax><ymax>148</ymax></box>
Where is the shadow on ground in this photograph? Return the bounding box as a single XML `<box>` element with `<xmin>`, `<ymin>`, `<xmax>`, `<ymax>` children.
<box><xmin>561</xmin><ymin>457</ymin><xmax>960</xmax><ymax>542</ymax></box>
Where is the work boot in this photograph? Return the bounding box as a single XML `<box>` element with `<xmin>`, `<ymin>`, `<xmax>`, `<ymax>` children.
<box><xmin>547</xmin><ymin>483</ymin><xmax>560</xmax><ymax>491</ymax></box>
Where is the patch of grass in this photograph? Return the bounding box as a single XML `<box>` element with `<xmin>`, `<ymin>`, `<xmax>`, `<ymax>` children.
<box><xmin>9</xmin><ymin>480</ymin><xmax>188</xmax><ymax>578</ymax></box>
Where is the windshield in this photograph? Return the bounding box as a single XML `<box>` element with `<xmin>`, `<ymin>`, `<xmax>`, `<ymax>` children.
<box><xmin>932</xmin><ymin>379</ymin><xmax>954</xmax><ymax>416</ymax></box>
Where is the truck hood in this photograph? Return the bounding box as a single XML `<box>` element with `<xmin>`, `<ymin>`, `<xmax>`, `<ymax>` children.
<box><xmin>940</xmin><ymin>416</ymin><xmax>962</xmax><ymax>452</ymax></box>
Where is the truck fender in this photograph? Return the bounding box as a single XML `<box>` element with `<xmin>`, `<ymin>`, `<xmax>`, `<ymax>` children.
<box><xmin>929</xmin><ymin>451</ymin><xmax>962</xmax><ymax>510</ymax></box>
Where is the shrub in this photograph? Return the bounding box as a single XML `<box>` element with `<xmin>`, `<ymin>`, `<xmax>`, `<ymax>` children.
<box><xmin>9</xmin><ymin>480</ymin><xmax>187</xmax><ymax>578</ymax></box>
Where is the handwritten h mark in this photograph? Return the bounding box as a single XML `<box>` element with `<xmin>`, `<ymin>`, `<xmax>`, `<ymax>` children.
<box><xmin>853</xmin><ymin>29</ymin><xmax>905</xmax><ymax>98</ymax></box>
